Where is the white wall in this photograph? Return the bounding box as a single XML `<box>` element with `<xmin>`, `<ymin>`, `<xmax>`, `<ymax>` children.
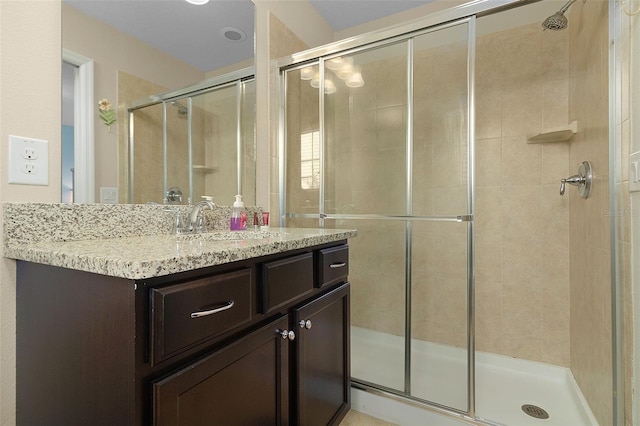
<box><xmin>0</xmin><ymin>1</ymin><xmax>62</xmax><ymax>424</ymax></box>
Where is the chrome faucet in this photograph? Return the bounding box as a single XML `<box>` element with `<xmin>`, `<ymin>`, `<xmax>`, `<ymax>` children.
<box><xmin>188</xmin><ymin>200</ymin><xmax>216</xmax><ymax>233</ymax></box>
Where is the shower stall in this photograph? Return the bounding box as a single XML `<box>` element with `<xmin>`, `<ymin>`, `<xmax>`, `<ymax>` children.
<box><xmin>126</xmin><ymin>68</ymin><xmax>256</xmax><ymax>205</ymax></box>
<box><xmin>278</xmin><ymin>1</ymin><xmax>618</xmax><ymax>425</ymax></box>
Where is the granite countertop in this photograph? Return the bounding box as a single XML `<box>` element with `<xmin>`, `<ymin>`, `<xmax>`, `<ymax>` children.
<box><xmin>4</xmin><ymin>228</ymin><xmax>356</xmax><ymax>280</ymax></box>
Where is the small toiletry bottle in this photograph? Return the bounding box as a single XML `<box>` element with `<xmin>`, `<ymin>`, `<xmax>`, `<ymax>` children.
<box><xmin>253</xmin><ymin>212</ymin><xmax>260</xmax><ymax>230</ymax></box>
<box><xmin>230</xmin><ymin>194</ymin><xmax>244</xmax><ymax>231</ymax></box>
<box><xmin>241</xmin><ymin>211</ymin><xmax>247</xmax><ymax>230</ymax></box>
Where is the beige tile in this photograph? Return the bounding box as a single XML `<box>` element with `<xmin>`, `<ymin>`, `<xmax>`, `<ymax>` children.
<box><xmin>540</xmin><ymin>234</ymin><xmax>570</xmax><ymax>290</ymax></box>
<box><xmin>542</xmin><ymin>78</ymin><xmax>569</xmax><ymax>130</ymax></box>
<box><xmin>474</xmin><ymin>231</ymin><xmax>502</xmax><ymax>284</ymax></box>
<box><xmin>502</xmin><ymin>284</ymin><xmax>543</xmax><ymax>339</ymax></box>
<box><xmin>501</xmin><ymin>26</ymin><xmax>543</xmax><ymax>88</ymax></box>
<box><xmin>541</xmin><ymin>141</ymin><xmax>570</xmax><ymax>185</ymax></box>
<box><xmin>503</xmin><ymin>336</ymin><xmax>542</xmax><ymax>362</ymax></box>
<box><xmin>541</xmin><ymin>28</ymin><xmax>569</xmax><ymax>81</ymax></box>
<box><xmin>502</xmin><ymin>136</ymin><xmax>542</xmax><ymax>186</ymax></box>
<box><xmin>475</xmin><ymin>138</ymin><xmax>502</xmax><ymax>187</ymax></box>
<box><xmin>541</xmin><ymin>338</ymin><xmax>570</xmax><ymax>367</ymax></box>
<box><xmin>475</xmin><ymin>87</ymin><xmax>502</xmax><ymax>140</ymax></box>
<box><xmin>375</xmin><ymin>55</ymin><xmax>407</xmax><ymax>109</ymax></box>
<box><xmin>502</xmin><ymin>84</ymin><xmax>543</xmax><ymax>138</ymax></box>
<box><xmin>502</xmin><ymin>234</ymin><xmax>545</xmax><ymax>288</ymax></box>
<box><xmin>375</xmin><ymin>106</ymin><xmax>406</xmax><ymax>150</ymax></box>
<box><xmin>475</xmin><ymin>280</ymin><xmax>503</xmax><ymax>353</ymax></box>
<box><xmin>501</xmin><ymin>185</ymin><xmax>544</xmax><ymax>236</ymax></box>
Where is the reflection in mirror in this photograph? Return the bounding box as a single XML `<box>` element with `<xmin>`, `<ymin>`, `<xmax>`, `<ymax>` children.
<box><xmin>128</xmin><ymin>70</ymin><xmax>256</xmax><ymax>207</ymax></box>
<box><xmin>62</xmin><ymin>62</ymin><xmax>76</xmax><ymax>203</ymax></box>
<box><xmin>62</xmin><ymin>0</ymin><xmax>254</xmax><ymax>203</ymax></box>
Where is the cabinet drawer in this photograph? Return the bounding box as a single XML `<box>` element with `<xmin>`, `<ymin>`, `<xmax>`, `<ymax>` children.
<box><xmin>317</xmin><ymin>244</ymin><xmax>349</xmax><ymax>288</ymax></box>
<box><xmin>261</xmin><ymin>252</ymin><xmax>313</xmax><ymax>314</ymax></box>
<box><xmin>150</xmin><ymin>268</ymin><xmax>252</xmax><ymax>364</ymax></box>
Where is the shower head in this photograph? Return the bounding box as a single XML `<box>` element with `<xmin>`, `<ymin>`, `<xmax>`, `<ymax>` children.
<box><xmin>541</xmin><ymin>0</ymin><xmax>580</xmax><ymax>31</ymax></box>
<box><xmin>170</xmin><ymin>101</ymin><xmax>189</xmax><ymax>117</ymax></box>
<box><xmin>542</xmin><ymin>11</ymin><xmax>568</xmax><ymax>30</ymax></box>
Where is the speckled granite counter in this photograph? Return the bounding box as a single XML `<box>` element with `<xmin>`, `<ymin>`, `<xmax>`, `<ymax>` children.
<box><xmin>3</xmin><ymin>203</ymin><xmax>356</xmax><ymax>280</ymax></box>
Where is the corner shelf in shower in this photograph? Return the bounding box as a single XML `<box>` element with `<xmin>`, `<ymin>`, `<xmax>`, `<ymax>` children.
<box><xmin>527</xmin><ymin>121</ymin><xmax>578</xmax><ymax>144</ymax></box>
<box><xmin>192</xmin><ymin>165</ymin><xmax>219</xmax><ymax>173</ymax></box>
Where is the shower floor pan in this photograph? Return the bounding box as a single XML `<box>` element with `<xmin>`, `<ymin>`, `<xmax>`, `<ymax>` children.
<box><xmin>351</xmin><ymin>326</ymin><xmax>598</xmax><ymax>425</ymax></box>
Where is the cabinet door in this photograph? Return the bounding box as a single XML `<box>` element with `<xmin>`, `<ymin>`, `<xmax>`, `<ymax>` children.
<box><xmin>292</xmin><ymin>283</ymin><xmax>350</xmax><ymax>425</ymax></box>
<box><xmin>153</xmin><ymin>315</ymin><xmax>290</xmax><ymax>426</ymax></box>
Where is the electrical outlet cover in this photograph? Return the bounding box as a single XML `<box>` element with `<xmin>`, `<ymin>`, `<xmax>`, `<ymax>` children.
<box><xmin>8</xmin><ymin>135</ymin><xmax>49</xmax><ymax>185</ymax></box>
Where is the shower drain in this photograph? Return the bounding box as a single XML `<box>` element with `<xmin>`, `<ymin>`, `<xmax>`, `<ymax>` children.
<box><xmin>521</xmin><ymin>404</ymin><xmax>550</xmax><ymax>420</ymax></box>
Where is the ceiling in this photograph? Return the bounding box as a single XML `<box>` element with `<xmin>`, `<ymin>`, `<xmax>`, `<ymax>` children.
<box><xmin>63</xmin><ymin>0</ymin><xmax>434</xmax><ymax>73</ymax></box>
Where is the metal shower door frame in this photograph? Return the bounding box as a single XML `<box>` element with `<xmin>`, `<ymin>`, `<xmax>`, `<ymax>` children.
<box><xmin>278</xmin><ymin>14</ymin><xmax>477</xmax><ymax>421</ymax></box>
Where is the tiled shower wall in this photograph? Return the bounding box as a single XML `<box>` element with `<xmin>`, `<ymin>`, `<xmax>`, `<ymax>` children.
<box><xmin>473</xmin><ymin>22</ymin><xmax>571</xmax><ymax>365</ymax></box>
<box><xmin>283</xmin><ymin>20</ymin><xmax>574</xmax><ymax>363</ymax></box>
<box><xmin>567</xmin><ymin>1</ymin><xmax>612</xmax><ymax>424</ymax></box>
<box><xmin>279</xmin><ymin>7</ymin><xmax>612</xmax><ymax>423</ymax></box>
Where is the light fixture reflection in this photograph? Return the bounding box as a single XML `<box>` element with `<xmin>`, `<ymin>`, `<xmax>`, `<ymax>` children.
<box><xmin>310</xmin><ymin>72</ymin><xmax>320</xmax><ymax>88</ymax></box>
<box><xmin>300</xmin><ymin>67</ymin><xmax>315</xmax><ymax>80</ymax></box>
<box><xmin>326</xmin><ymin>57</ymin><xmax>346</xmax><ymax>71</ymax></box>
<box><xmin>298</xmin><ymin>58</ymin><xmax>364</xmax><ymax>93</ymax></box>
<box><xmin>324</xmin><ymin>80</ymin><xmax>337</xmax><ymax>94</ymax></box>
<box><xmin>345</xmin><ymin>66</ymin><xmax>364</xmax><ymax>88</ymax></box>
<box><xmin>185</xmin><ymin>0</ymin><xmax>209</xmax><ymax>4</ymax></box>
<box><xmin>336</xmin><ymin>61</ymin><xmax>354</xmax><ymax>80</ymax></box>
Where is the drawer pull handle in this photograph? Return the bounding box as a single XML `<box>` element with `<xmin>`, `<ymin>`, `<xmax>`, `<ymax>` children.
<box><xmin>329</xmin><ymin>262</ymin><xmax>347</xmax><ymax>269</ymax></box>
<box><xmin>190</xmin><ymin>300</ymin><xmax>235</xmax><ymax>318</ymax></box>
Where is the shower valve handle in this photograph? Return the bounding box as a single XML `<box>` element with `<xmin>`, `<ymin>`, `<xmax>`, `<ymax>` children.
<box><xmin>559</xmin><ymin>175</ymin><xmax>584</xmax><ymax>195</ymax></box>
<box><xmin>559</xmin><ymin>161</ymin><xmax>592</xmax><ymax>198</ymax></box>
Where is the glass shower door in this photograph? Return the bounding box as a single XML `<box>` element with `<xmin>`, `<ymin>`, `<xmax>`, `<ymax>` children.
<box><xmin>409</xmin><ymin>22</ymin><xmax>472</xmax><ymax>412</ymax></box>
<box><xmin>323</xmin><ymin>41</ymin><xmax>409</xmax><ymax>394</ymax></box>
<box><xmin>282</xmin><ymin>16</ymin><xmax>474</xmax><ymax>416</ymax></box>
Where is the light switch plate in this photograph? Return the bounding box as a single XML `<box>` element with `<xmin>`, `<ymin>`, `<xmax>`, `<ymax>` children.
<box><xmin>100</xmin><ymin>187</ymin><xmax>118</xmax><ymax>204</ymax></box>
<box><xmin>8</xmin><ymin>135</ymin><xmax>49</xmax><ymax>185</ymax></box>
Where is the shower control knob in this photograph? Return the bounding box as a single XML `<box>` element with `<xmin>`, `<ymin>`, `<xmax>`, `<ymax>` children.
<box><xmin>559</xmin><ymin>161</ymin><xmax>592</xmax><ymax>199</ymax></box>
<box><xmin>299</xmin><ymin>319</ymin><xmax>312</xmax><ymax>330</ymax></box>
<box><xmin>278</xmin><ymin>329</ymin><xmax>296</xmax><ymax>341</ymax></box>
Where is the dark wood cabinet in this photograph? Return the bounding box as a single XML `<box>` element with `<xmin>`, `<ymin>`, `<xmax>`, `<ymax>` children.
<box><xmin>153</xmin><ymin>315</ymin><xmax>290</xmax><ymax>426</ymax></box>
<box><xmin>292</xmin><ymin>283</ymin><xmax>350</xmax><ymax>425</ymax></box>
<box><xmin>16</xmin><ymin>241</ymin><xmax>350</xmax><ymax>426</ymax></box>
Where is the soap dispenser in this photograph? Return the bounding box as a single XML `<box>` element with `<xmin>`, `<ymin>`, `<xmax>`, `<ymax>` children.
<box><xmin>230</xmin><ymin>194</ymin><xmax>245</xmax><ymax>231</ymax></box>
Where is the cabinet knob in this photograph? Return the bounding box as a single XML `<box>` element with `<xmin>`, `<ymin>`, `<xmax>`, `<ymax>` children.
<box><xmin>278</xmin><ymin>329</ymin><xmax>296</xmax><ymax>341</ymax></box>
<box><xmin>299</xmin><ymin>319</ymin><xmax>312</xmax><ymax>330</ymax></box>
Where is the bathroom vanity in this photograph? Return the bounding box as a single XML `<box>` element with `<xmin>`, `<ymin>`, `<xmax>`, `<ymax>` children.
<box><xmin>4</xmin><ymin>204</ymin><xmax>355</xmax><ymax>426</ymax></box>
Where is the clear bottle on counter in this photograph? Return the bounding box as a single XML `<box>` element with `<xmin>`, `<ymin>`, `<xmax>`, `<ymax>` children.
<box><xmin>230</xmin><ymin>194</ymin><xmax>244</xmax><ymax>231</ymax></box>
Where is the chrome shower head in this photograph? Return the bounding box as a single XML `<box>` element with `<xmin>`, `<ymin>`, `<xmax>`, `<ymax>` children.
<box><xmin>542</xmin><ymin>11</ymin><xmax>568</xmax><ymax>30</ymax></box>
<box><xmin>541</xmin><ymin>0</ymin><xmax>580</xmax><ymax>31</ymax></box>
<box><xmin>170</xmin><ymin>101</ymin><xmax>189</xmax><ymax>117</ymax></box>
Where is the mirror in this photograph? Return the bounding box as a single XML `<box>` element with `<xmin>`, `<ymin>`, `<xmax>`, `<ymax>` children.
<box><xmin>126</xmin><ymin>70</ymin><xmax>256</xmax><ymax>207</ymax></box>
<box><xmin>61</xmin><ymin>0</ymin><xmax>254</xmax><ymax>204</ymax></box>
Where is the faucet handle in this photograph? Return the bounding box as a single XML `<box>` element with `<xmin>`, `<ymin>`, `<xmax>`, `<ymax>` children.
<box><xmin>195</xmin><ymin>214</ymin><xmax>206</xmax><ymax>233</ymax></box>
<box><xmin>163</xmin><ymin>207</ymin><xmax>184</xmax><ymax>235</ymax></box>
